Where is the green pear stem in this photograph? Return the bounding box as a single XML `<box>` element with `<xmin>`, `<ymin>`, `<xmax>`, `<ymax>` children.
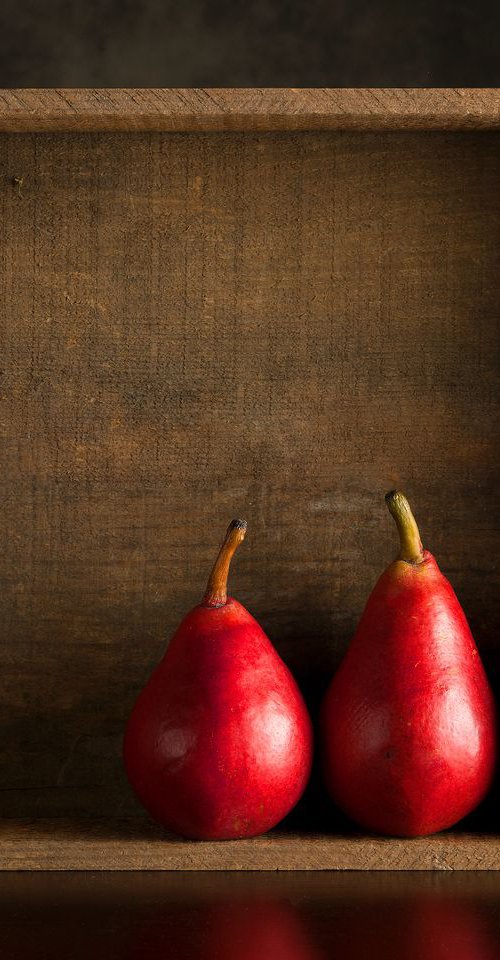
<box><xmin>202</xmin><ymin>519</ymin><xmax>247</xmax><ymax>607</ymax></box>
<box><xmin>385</xmin><ymin>491</ymin><xmax>424</xmax><ymax>564</ymax></box>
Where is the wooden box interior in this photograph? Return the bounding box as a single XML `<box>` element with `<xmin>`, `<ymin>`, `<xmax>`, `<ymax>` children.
<box><xmin>1</xmin><ymin>92</ymin><xmax>499</xmax><ymax>867</ymax></box>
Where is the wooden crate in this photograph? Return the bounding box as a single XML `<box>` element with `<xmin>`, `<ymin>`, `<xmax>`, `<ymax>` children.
<box><xmin>0</xmin><ymin>89</ymin><xmax>499</xmax><ymax>870</ymax></box>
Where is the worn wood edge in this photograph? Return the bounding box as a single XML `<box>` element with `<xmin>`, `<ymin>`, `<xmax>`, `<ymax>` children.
<box><xmin>0</xmin><ymin>89</ymin><xmax>499</xmax><ymax>131</ymax></box>
<box><xmin>0</xmin><ymin>821</ymin><xmax>499</xmax><ymax>870</ymax></box>
<box><xmin>2</xmin><ymin>871</ymin><xmax>500</xmax><ymax>904</ymax></box>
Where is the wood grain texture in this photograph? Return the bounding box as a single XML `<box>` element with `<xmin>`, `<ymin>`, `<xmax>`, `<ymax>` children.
<box><xmin>0</xmin><ymin>131</ymin><xmax>499</xmax><ymax>819</ymax></box>
<box><xmin>0</xmin><ymin>820</ymin><xmax>500</xmax><ymax>870</ymax></box>
<box><xmin>0</xmin><ymin>89</ymin><xmax>499</xmax><ymax>131</ymax></box>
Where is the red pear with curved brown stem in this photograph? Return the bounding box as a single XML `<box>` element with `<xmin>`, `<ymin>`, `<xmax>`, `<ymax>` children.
<box><xmin>321</xmin><ymin>492</ymin><xmax>496</xmax><ymax>837</ymax></box>
<box><xmin>124</xmin><ymin>520</ymin><xmax>313</xmax><ymax>839</ymax></box>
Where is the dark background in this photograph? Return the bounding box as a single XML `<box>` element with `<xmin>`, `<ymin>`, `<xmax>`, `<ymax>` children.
<box><xmin>1</xmin><ymin>0</ymin><xmax>499</xmax><ymax>87</ymax></box>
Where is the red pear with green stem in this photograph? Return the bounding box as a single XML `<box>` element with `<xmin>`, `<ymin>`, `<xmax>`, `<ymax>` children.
<box><xmin>124</xmin><ymin>520</ymin><xmax>313</xmax><ymax>839</ymax></box>
<box><xmin>321</xmin><ymin>491</ymin><xmax>496</xmax><ymax>837</ymax></box>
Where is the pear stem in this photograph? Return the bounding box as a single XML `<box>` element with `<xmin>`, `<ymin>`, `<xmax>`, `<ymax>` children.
<box><xmin>202</xmin><ymin>519</ymin><xmax>247</xmax><ymax>607</ymax></box>
<box><xmin>385</xmin><ymin>491</ymin><xmax>424</xmax><ymax>564</ymax></box>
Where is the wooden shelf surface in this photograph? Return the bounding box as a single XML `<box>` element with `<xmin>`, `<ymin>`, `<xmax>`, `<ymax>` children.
<box><xmin>0</xmin><ymin>88</ymin><xmax>499</xmax><ymax>131</ymax></box>
<box><xmin>0</xmin><ymin>819</ymin><xmax>499</xmax><ymax>871</ymax></box>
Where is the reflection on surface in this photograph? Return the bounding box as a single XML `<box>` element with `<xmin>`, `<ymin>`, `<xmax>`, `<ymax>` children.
<box><xmin>128</xmin><ymin>899</ymin><xmax>326</xmax><ymax>960</ymax></box>
<box><xmin>1</xmin><ymin>872</ymin><xmax>500</xmax><ymax>959</ymax></box>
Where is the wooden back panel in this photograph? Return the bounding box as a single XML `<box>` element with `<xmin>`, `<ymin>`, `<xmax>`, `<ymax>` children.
<box><xmin>1</xmin><ymin>131</ymin><xmax>499</xmax><ymax>816</ymax></box>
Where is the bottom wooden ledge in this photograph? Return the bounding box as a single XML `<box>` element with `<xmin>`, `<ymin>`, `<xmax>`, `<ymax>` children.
<box><xmin>0</xmin><ymin>819</ymin><xmax>499</xmax><ymax>871</ymax></box>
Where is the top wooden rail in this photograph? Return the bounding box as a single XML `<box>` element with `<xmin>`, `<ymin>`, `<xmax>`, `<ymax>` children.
<box><xmin>1</xmin><ymin>819</ymin><xmax>500</xmax><ymax>870</ymax></box>
<box><xmin>0</xmin><ymin>89</ymin><xmax>499</xmax><ymax>132</ymax></box>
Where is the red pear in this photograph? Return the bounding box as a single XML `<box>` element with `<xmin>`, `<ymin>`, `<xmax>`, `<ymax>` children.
<box><xmin>124</xmin><ymin>520</ymin><xmax>313</xmax><ymax>839</ymax></box>
<box><xmin>321</xmin><ymin>491</ymin><xmax>496</xmax><ymax>836</ymax></box>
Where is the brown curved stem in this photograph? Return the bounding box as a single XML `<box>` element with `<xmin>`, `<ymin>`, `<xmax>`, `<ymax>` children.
<box><xmin>202</xmin><ymin>519</ymin><xmax>247</xmax><ymax>607</ymax></box>
<box><xmin>385</xmin><ymin>491</ymin><xmax>424</xmax><ymax>564</ymax></box>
